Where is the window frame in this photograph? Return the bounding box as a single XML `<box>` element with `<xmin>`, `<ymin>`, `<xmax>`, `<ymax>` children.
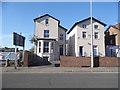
<box><xmin>60</xmin><ymin>34</ymin><xmax>64</xmax><ymax>40</ymax></box>
<box><xmin>82</xmin><ymin>32</ymin><xmax>87</xmax><ymax>39</ymax></box>
<box><xmin>43</xmin><ymin>42</ymin><xmax>49</xmax><ymax>53</ymax></box>
<box><xmin>82</xmin><ymin>24</ymin><xmax>87</xmax><ymax>29</ymax></box>
<box><xmin>93</xmin><ymin>45</ymin><xmax>98</xmax><ymax>56</ymax></box>
<box><xmin>44</xmin><ymin>30</ymin><xmax>49</xmax><ymax>37</ymax></box>
<box><xmin>45</xmin><ymin>19</ymin><xmax>49</xmax><ymax>25</ymax></box>
<box><xmin>39</xmin><ymin>41</ymin><xmax>41</xmax><ymax>53</ymax></box>
<box><xmin>94</xmin><ymin>25</ymin><xmax>99</xmax><ymax>30</ymax></box>
<box><xmin>94</xmin><ymin>32</ymin><xmax>99</xmax><ymax>39</ymax></box>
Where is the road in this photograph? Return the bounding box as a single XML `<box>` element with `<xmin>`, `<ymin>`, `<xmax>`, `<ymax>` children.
<box><xmin>2</xmin><ymin>72</ymin><xmax>118</xmax><ymax>88</ymax></box>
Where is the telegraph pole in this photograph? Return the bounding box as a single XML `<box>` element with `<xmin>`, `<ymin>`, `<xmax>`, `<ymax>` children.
<box><xmin>90</xmin><ymin>0</ymin><xmax>94</xmax><ymax>67</ymax></box>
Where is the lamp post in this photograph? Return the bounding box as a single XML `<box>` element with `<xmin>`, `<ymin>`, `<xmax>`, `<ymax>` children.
<box><xmin>90</xmin><ymin>0</ymin><xmax>94</xmax><ymax>67</ymax></box>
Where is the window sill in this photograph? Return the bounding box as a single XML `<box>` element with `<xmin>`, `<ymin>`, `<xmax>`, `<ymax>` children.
<box><xmin>94</xmin><ymin>38</ymin><xmax>100</xmax><ymax>40</ymax></box>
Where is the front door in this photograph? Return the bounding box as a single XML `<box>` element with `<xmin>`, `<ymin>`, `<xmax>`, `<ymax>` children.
<box><xmin>59</xmin><ymin>45</ymin><xmax>63</xmax><ymax>56</ymax></box>
<box><xmin>79</xmin><ymin>46</ymin><xmax>84</xmax><ymax>56</ymax></box>
<box><xmin>43</xmin><ymin>57</ymin><xmax>49</xmax><ymax>61</ymax></box>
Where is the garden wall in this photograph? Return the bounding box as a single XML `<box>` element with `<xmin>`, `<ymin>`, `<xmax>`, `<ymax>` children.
<box><xmin>60</xmin><ymin>56</ymin><xmax>120</xmax><ymax>67</ymax></box>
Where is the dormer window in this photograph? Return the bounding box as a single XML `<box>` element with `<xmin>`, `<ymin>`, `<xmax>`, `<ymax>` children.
<box><xmin>82</xmin><ymin>25</ymin><xmax>87</xmax><ymax>28</ymax></box>
<box><xmin>94</xmin><ymin>25</ymin><xmax>99</xmax><ymax>29</ymax></box>
<box><xmin>45</xmin><ymin>19</ymin><xmax>49</xmax><ymax>25</ymax></box>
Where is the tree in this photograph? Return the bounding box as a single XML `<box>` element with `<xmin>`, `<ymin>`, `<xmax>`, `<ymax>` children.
<box><xmin>29</xmin><ymin>47</ymin><xmax>34</xmax><ymax>53</ymax></box>
<box><xmin>29</xmin><ymin>35</ymin><xmax>36</xmax><ymax>53</ymax></box>
<box><xmin>29</xmin><ymin>36</ymin><xmax>36</xmax><ymax>44</ymax></box>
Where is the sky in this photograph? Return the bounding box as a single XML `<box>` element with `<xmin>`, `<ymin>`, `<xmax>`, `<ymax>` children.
<box><xmin>1</xmin><ymin>2</ymin><xmax>118</xmax><ymax>50</ymax></box>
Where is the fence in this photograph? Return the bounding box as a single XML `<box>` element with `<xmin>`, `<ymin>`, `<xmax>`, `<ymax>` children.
<box><xmin>0</xmin><ymin>52</ymin><xmax>19</xmax><ymax>60</ymax></box>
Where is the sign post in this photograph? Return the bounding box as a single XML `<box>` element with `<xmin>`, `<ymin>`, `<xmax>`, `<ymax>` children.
<box><xmin>14</xmin><ymin>45</ymin><xmax>17</xmax><ymax>69</ymax></box>
<box><xmin>13</xmin><ymin>32</ymin><xmax>25</xmax><ymax>69</ymax></box>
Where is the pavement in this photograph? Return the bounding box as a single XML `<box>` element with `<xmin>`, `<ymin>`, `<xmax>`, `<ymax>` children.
<box><xmin>1</xmin><ymin>61</ymin><xmax>119</xmax><ymax>88</ymax></box>
<box><xmin>1</xmin><ymin>66</ymin><xmax>119</xmax><ymax>73</ymax></box>
<box><xmin>0</xmin><ymin>61</ymin><xmax>119</xmax><ymax>73</ymax></box>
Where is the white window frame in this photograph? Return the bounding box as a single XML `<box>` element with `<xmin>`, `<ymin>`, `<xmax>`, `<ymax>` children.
<box><xmin>45</xmin><ymin>19</ymin><xmax>49</xmax><ymax>25</ymax></box>
<box><xmin>44</xmin><ymin>30</ymin><xmax>49</xmax><ymax>37</ymax></box>
<box><xmin>82</xmin><ymin>32</ymin><xmax>87</xmax><ymax>39</ymax></box>
<box><xmin>94</xmin><ymin>32</ymin><xmax>99</xmax><ymax>39</ymax></box>
<box><xmin>82</xmin><ymin>24</ymin><xmax>87</xmax><ymax>29</ymax></box>
<box><xmin>93</xmin><ymin>45</ymin><xmax>99</xmax><ymax>56</ymax></box>
<box><xmin>43</xmin><ymin>41</ymin><xmax>49</xmax><ymax>53</ymax></box>
<box><xmin>39</xmin><ymin>41</ymin><xmax>41</xmax><ymax>53</ymax></box>
<box><xmin>94</xmin><ymin>25</ymin><xmax>99</xmax><ymax>30</ymax></box>
<box><xmin>60</xmin><ymin>34</ymin><xmax>64</xmax><ymax>40</ymax></box>
<box><xmin>79</xmin><ymin>46</ymin><xmax>84</xmax><ymax>57</ymax></box>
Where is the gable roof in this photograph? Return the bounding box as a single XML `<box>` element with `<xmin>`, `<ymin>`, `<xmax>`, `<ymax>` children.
<box><xmin>59</xmin><ymin>25</ymin><xmax>67</xmax><ymax>32</ymax></box>
<box><xmin>105</xmin><ymin>25</ymin><xmax>120</xmax><ymax>33</ymax></box>
<box><xmin>34</xmin><ymin>14</ymin><xmax>60</xmax><ymax>24</ymax></box>
<box><xmin>67</xmin><ymin>17</ymin><xmax>107</xmax><ymax>34</ymax></box>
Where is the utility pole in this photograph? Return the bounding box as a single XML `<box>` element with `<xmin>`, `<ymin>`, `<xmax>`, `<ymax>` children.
<box><xmin>90</xmin><ymin>0</ymin><xmax>94</xmax><ymax>67</ymax></box>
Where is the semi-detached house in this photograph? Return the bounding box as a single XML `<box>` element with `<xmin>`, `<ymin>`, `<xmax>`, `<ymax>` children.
<box><xmin>34</xmin><ymin>14</ymin><xmax>67</xmax><ymax>61</ymax></box>
<box><xmin>67</xmin><ymin>17</ymin><xmax>106</xmax><ymax>57</ymax></box>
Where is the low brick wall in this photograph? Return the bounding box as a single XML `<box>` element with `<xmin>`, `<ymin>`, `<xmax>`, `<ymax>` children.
<box><xmin>60</xmin><ymin>56</ymin><xmax>120</xmax><ymax>67</ymax></box>
<box><xmin>24</xmin><ymin>51</ymin><xmax>51</xmax><ymax>67</ymax></box>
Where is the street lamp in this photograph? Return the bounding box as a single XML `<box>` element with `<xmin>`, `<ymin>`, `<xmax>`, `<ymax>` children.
<box><xmin>90</xmin><ymin>0</ymin><xmax>94</xmax><ymax>67</ymax></box>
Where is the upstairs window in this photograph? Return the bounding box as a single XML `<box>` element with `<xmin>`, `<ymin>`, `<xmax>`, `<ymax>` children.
<box><xmin>60</xmin><ymin>34</ymin><xmax>64</xmax><ymax>40</ymax></box>
<box><xmin>110</xmin><ymin>40</ymin><xmax>113</xmax><ymax>44</ymax></box>
<box><xmin>45</xmin><ymin>19</ymin><xmax>49</xmax><ymax>25</ymax></box>
<box><xmin>94</xmin><ymin>32</ymin><xmax>99</xmax><ymax>39</ymax></box>
<box><xmin>82</xmin><ymin>25</ymin><xmax>87</xmax><ymax>28</ymax></box>
<box><xmin>94</xmin><ymin>25</ymin><xmax>99</xmax><ymax>29</ymax></box>
<box><xmin>44</xmin><ymin>30</ymin><xmax>49</xmax><ymax>37</ymax></box>
<box><xmin>82</xmin><ymin>32</ymin><xmax>87</xmax><ymax>38</ymax></box>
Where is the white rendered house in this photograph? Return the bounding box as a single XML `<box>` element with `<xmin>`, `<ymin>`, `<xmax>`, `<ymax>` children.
<box><xmin>67</xmin><ymin>17</ymin><xmax>106</xmax><ymax>57</ymax></box>
<box><xmin>34</xmin><ymin>14</ymin><xmax>67</xmax><ymax>61</ymax></box>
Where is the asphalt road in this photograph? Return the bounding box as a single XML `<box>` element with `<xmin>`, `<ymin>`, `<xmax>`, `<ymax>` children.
<box><xmin>2</xmin><ymin>72</ymin><xmax>118</xmax><ymax>88</ymax></box>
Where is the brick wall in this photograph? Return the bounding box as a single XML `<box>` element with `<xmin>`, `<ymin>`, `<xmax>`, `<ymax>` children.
<box><xmin>23</xmin><ymin>51</ymin><xmax>51</xmax><ymax>67</ymax></box>
<box><xmin>60</xmin><ymin>56</ymin><xmax>120</xmax><ymax>67</ymax></box>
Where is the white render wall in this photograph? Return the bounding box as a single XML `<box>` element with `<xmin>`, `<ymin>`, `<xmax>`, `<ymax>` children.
<box><xmin>34</xmin><ymin>15</ymin><xmax>66</xmax><ymax>61</ymax></box>
<box><xmin>67</xmin><ymin>26</ymin><xmax>77</xmax><ymax>56</ymax></box>
<box><xmin>68</xmin><ymin>19</ymin><xmax>105</xmax><ymax>57</ymax></box>
<box><xmin>35</xmin><ymin>16</ymin><xmax>59</xmax><ymax>40</ymax></box>
<box><xmin>58</xmin><ymin>26</ymin><xmax>66</xmax><ymax>56</ymax></box>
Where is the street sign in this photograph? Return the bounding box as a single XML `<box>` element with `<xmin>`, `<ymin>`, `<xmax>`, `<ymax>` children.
<box><xmin>13</xmin><ymin>32</ymin><xmax>25</xmax><ymax>47</ymax></box>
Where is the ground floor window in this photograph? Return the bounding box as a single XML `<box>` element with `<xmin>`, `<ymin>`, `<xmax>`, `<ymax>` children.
<box><xmin>93</xmin><ymin>45</ymin><xmax>98</xmax><ymax>56</ymax></box>
<box><xmin>43</xmin><ymin>42</ymin><xmax>49</xmax><ymax>53</ymax></box>
<box><xmin>51</xmin><ymin>42</ymin><xmax>54</xmax><ymax>53</ymax></box>
<box><xmin>39</xmin><ymin>42</ymin><xmax>41</xmax><ymax>53</ymax></box>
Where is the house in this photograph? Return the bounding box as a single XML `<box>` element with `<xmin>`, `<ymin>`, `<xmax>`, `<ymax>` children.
<box><xmin>105</xmin><ymin>23</ymin><xmax>120</xmax><ymax>57</ymax></box>
<box><xmin>34</xmin><ymin>14</ymin><xmax>67</xmax><ymax>61</ymax></box>
<box><xmin>67</xmin><ymin>17</ymin><xmax>106</xmax><ymax>57</ymax></box>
